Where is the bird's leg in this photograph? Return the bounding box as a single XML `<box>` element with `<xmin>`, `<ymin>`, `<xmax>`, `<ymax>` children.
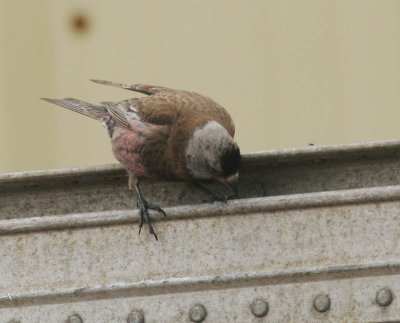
<box><xmin>134</xmin><ymin>181</ymin><xmax>167</xmax><ymax>241</ymax></box>
<box><xmin>129</xmin><ymin>174</ymin><xmax>166</xmax><ymax>241</ymax></box>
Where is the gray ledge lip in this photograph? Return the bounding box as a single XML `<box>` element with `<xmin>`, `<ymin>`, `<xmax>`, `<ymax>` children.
<box><xmin>2</xmin><ymin>137</ymin><xmax>400</xmax><ymax>229</ymax></box>
<box><xmin>2</xmin><ymin>137</ymin><xmax>400</xmax><ymax>184</ymax></box>
<box><xmin>0</xmin><ymin>260</ymin><xmax>399</xmax><ymax>309</ymax></box>
<box><xmin>0</xmin><ymin>163</ymin><xmax>124</xmax><ymax>184</ymax></box>
<box><xmin>1</xmin><ymin>184</ymin><xmax>400</xmax><ymax>235</ymax></box>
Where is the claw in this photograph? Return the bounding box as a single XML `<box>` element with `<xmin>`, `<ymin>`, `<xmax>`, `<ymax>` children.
<box><xmin>135</xmin><ymin>181</ymin><xmax>166</xmax><ymax>240</ymax></box>
<box><xmin>138</xmin><ymin>215</ymin><xmax>143</xmax><ymax>234</ymax></box>
<box><xmin>145</xmin><ymin>201</ymin><xmax>167</xmax><ymax>217</ymax></box>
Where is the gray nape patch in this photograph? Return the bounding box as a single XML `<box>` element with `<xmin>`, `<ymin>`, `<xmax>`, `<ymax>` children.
<box><xmin>186</xmin><ymin>121</ymin><xmax>233</xmax><ymax>179</ymax></box>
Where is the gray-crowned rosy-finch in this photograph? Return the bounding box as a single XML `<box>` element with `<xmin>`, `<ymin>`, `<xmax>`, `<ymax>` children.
<box><xmin>42</xmin><ymin>80</ymin><xmax>240</xmax><ymax>240</ymax></box>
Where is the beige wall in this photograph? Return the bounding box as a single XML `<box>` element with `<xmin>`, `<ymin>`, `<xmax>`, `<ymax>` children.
<box><xmin>1</xmin><ymin>0</ymin><xmax>400</xmax><ymax>173</ymax></box>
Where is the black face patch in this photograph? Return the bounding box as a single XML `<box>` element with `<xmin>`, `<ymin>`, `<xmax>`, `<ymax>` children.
<box><xmin>220</xmin><ymin>144</ymin><xmax>241</xmax><ymax>177</ymax></box>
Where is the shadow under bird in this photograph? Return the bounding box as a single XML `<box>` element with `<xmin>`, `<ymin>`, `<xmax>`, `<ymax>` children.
<box><xmin>42</xmin><ymin>79</ymin><xmax>241</xmax><ymax>240</ymax></box>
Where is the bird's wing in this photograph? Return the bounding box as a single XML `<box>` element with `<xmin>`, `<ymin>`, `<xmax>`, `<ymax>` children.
<box><xmin>137</xmin><ymin>91</ymin><xmax>236</xmax><ymax>136</ymax></box>
<box><xmin>102</xmin><ymin>103</ymin><xmax>129</xmax><ymax>128</ymax></box>
<box><xmin>101</xmin><ymin>97</ymin><xmax>173</xmax><ymax>130</ymax></box>
<box><xmin>90</xmin><ymin>79</ymin><xmax>172</xmax><ymax>95</ymax></box>
<box><xmin>94</xmin><ymin>81</ymin><xmax>236</xmax><ymax>137</ymax></box>
<box><xmin>134</xmin><ymin>94</ymin><xmax>178</xmax><ymax>125</ymax></box>
<box><xmin>104</xmin><ymin>94</ymin><xmax>178</xmax><ymax>127</ymax></box>
<box><xmin>101</xmin><ymin>98</ymin><xmax>144</xmax><ymax>128</ymax></box>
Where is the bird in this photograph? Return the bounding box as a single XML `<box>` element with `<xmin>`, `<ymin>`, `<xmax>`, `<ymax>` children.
<box><xmin>42</xmin><ymin>79</ymin><xmax>241</xmax><ymax>240</ymax></box>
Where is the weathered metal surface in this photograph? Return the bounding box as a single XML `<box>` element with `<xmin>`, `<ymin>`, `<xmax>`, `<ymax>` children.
<box><xmin>1</xmin><ymin>139</ymin><xmax>400</xmax><ymax>322</ymax></box>
<box><xmin>2</xmin><ymin>138</ymin><xmax>400</xmax><ymax>220</ymax></box>
<box><xmin>0</xmin><ymin>275</ymin><xmax>399</xmax><ymax>322</ymax></box>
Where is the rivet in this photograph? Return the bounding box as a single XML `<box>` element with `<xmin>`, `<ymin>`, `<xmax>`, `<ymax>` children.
<box><xmin>189</xmin><ymin>303</ymin><xmax>207</xmax><ymax>322</ymax></box>
<box><xmin>376</xmin><ymin>288</ymin><xmax>393</xmax><ymax>307</ymax></box>
<box><xmin>66</xmin><ymin>314</ymin><xmax>83</xmax><ymax>323</ymax></box>
<box><xmin>313</xmin><ymin>294</ymin><xmax>330</xmax><ymax>313</ymax></box>
<box><xmin>250</xmin><ymin>298</ymin><xmax>269</xmax><ymax>317</ymax></box>
<box><xmin>127</xmin><ymin>310</ymin><xmax>145</xmax><ymax>323</ymax></box>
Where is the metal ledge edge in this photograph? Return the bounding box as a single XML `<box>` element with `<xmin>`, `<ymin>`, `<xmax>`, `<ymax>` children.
<box><xmin>1</xmin><ymin>184</ymin><xmax>400</xmax><ymax>235</ymax></box>
<box><xmin>2</xmin><ymin>138</ymin><xmax>400</xmax><ymax>184</ymax></box>
<box><xmin>0</xmin><ymin>260</ymin><xmax>399</xmax><ymax>308</ymax></box>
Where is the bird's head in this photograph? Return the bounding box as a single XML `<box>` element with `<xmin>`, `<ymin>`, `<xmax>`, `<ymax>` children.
<box><xmin>186</xmin><ymin>121</ymin><xmax>241</xmax><ymax>195</ymax></box>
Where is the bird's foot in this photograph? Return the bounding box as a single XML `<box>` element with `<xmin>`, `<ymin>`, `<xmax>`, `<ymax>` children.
<box><xmin>195</xmin><ymin>182</ymin><xmax>237</xmax><ymax>204</ymax></box>
<box><xmin>136</xmin><ymin>199</ymin><xmax>166</xmax><ymax>241</ymax></box>
<box><xmin>204</xmin><ymin>193</ymin><xmax>237</xmax><ymax>204</ymax></box>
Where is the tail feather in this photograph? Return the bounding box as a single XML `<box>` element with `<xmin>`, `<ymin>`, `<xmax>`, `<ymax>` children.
<box><xmin>41</xmin><ymin>98</ymin><xmax>107</xmax><ymax>121</ymax></box>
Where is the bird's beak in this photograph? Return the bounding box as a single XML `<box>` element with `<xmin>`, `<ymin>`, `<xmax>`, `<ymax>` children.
<box><xmin>220</xmin><ymin>172</ymin><xmax>239</xmax><ymax>198</ymax></box>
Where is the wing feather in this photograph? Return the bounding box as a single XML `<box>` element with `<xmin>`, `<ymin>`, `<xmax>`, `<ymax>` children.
<box><xmin>90</xmin><ymin>79</ymin><xmax>172</xmax><ymax>95</ymax></box>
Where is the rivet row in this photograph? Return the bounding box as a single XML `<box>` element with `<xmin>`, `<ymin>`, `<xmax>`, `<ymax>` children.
<box><xmin>31</xmin><ymin>288</ymin><xmax>394</xmax><ymax>323</ymax></box>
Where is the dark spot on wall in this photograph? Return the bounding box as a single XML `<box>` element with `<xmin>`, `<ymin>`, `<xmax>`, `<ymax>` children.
<box><xmin>70</xmin><ymin>12</ymin><xmax>90</xmax><ymax>34</ymax></box>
